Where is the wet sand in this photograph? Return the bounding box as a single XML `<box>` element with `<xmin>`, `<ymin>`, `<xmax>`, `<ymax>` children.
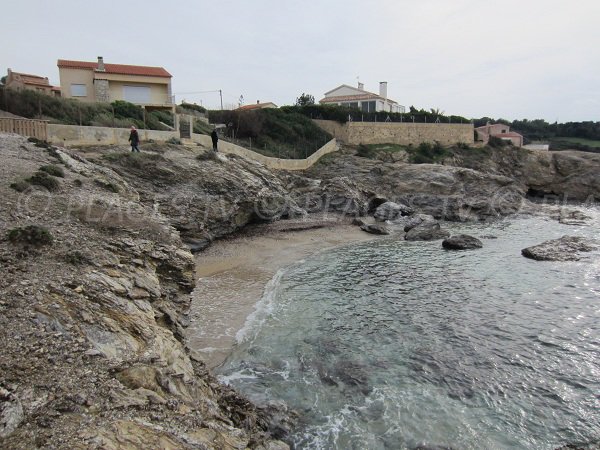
<box><xmin>187</xmin><ymin>216</ymin><xmax>376</xmax><ymax>369</ymax></box>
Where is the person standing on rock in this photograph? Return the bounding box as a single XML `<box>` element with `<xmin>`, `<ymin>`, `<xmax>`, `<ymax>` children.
<box><xmin>211</xmin><ymin>128</ymin><xmax>219</xmax><ymax>152</ymax></box>
<box><xmin>129</xmin><ymin>126</ymin><xmax>140</xmax><ymax>153</ymax></box>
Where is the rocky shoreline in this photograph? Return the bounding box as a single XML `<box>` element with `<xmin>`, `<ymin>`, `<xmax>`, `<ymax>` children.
<box><xmin>1</xmin><ymin>133</ymin><xmax>599</xmax><ymax>449</ymax></box>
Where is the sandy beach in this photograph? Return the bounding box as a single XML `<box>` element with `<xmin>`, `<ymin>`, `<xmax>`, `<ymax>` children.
<box><xmin>186</xmin><ymin>216</ymin><xmax>377</xmax><ymax>369</ymax></box>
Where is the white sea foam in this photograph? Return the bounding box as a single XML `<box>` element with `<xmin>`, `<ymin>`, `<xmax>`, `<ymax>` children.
<box><xmin>235</xmin><ymin>268</ymin><xmax>286</xmax><ymax>344</ymax></box>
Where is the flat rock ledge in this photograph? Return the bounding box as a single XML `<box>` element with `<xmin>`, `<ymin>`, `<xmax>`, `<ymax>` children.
<box><xmin>442</xmin><ymin>234</ymin><xmax>483</xmax><ymax>250</ymax></box>
<box><xmin>521</xmin><ymin>235</ymin><xmax>599</xmax><ymax>261</ymax></box>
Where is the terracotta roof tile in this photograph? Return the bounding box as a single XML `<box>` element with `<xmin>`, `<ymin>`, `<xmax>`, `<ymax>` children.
<box><xmin>10</xmin><ymin>71</ymin><xmax>52</xmax><ymax>87</ymax></box>
<box><xmin>237</xmin><ymin>102</ymin><xmax>277</xmax><ymax>110</ymax></box>
<box><xmin>57</xmin><ymin>59</ymin><xmax>172</xmax><ymax>78</ymax></box>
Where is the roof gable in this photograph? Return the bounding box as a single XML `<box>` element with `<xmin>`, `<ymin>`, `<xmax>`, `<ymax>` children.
<box><xmin>324</xmin><ymin>84</ymin><xmax>365</xmax><ymax>96</ymax></box>
<box><xmin>57</xmin><ymin>59</ymin><xmax>172</xmax><ymax>78</ymax></box>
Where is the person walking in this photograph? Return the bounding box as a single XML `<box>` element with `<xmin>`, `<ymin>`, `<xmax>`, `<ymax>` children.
<box><xmin>211</xmin><ymin>128</ymin><xmax>219</xmax><ymax>152</ymax></box>
<box><xmin>129</xmin><ymin>126</ymin><xmax>140</xmax><ymax>152</ymax></box>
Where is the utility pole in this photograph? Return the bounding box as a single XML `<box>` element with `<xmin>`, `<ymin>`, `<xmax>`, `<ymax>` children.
<box><xmin>219</xmin><ymin>90</ymin><xmax>223</xmax><ymax>110</ymax></box>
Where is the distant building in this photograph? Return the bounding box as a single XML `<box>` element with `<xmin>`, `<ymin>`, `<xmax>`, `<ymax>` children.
<box><xmin>57</xmin><ymin>56</ymin><xmax>174</xmax><ymax>111</ymax></box>
<box><xmin>475</xmin><ymin>122</ymin><xmax>524</xmax><ymax>147</ymax></box>
<box><xmin>5</xmin><ymin>69</ymin><xmax>61</xmax><ymax>96</ymax></box>
<box><xmin>320</xmin><ymin>81</ymin><xmax>405</xmax><ymax>113</ymax></box>
<box><xmin>237</xmin><ymin>101</ymin><xmax>278</xmax><ymax>111</ymax></box>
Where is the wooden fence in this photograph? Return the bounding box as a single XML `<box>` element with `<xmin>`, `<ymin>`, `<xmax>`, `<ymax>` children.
<box><xmin>0</xmin><ymin>118</ymin><xmax>48</xmax><ymax>141</ymax></box>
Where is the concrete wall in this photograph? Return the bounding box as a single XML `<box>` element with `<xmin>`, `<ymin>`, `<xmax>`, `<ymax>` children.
<box><xmin>46</xmin><ymin>123</ymin><xmax>339</xmax><ymax>171</ymax></box>
<box><xmin>192</xmin><ymin>134</ymin><xmax>338</xmax><ymax>171</ymax></box>
<box><xmin>48</xmin><ymin>124</ymin><xmax>177</xmax><ymax>147</ymax></box>
<box><xmin>314</xmin><ymin>120</ymin><xmax>474</xmax><ymax>146</ymax></box>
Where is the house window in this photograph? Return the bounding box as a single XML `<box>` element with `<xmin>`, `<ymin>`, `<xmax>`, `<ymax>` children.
<box><xmin>361</xmin><ymin>101</ymin><xmax>376</xmax><ymax>113</ymax></box>
<box><xmin>70</xmin><ymin>84</ymin><xmax>87</xmax><ymax>97</ymax></box>
<box><xmin>123</xmin><ymin>85</ymin><xmax>151</xmax><ymax>104</ymax></box>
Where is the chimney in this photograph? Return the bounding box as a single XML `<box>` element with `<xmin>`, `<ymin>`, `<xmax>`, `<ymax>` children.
<box><xmin>97</xmin><ymin>56</ymin><xmax>105</xmax><ymax>71</ymax></box>
<box><xmin>358</xmin><ymin>82</ymin><xmax>364</xmax><ymax>91</ymax></box>
<box><xmin>257</xmin><ymin>100</ymin><xmax>260</xmax><ymax>104</ymax></box>
<box><xmin>379</xmin><ymin>81</ymin><xmax>388</xmax><ymax>100</ymax></box>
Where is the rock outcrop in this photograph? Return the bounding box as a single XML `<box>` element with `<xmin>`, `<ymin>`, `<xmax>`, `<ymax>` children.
<box><xmin>446</xmin><ymin>146</ymin><xmax>600</xmax><ymax>202</ymax></box>
<box><xmin>305</xmin><ymin>153</ymin><xmax>528</xmax><ymax>221</ymax></box>
<box><xmin>442</xmin><ymin>234</ymin><xmax>483</xmax><ymax>250</ymax></box>
<box><xmin>0</xmin><ymin>135</ymin><xmax>287</xmax><ymax>449</ymax></box>
<box><xmin>521</xmin><ymin>235</ymin><xmax>599</xmax><ymax>261</ymax></box>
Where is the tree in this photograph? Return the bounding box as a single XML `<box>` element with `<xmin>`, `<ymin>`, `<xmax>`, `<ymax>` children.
<box><xmin>295</xmin><ymin>93</ymin><xmax>315</xmax><ymax>106</ymax></box>
<box><xmin>0</xmin><ymin>75</ymin><xmax>6</xmax><ymax>86</ymax></box>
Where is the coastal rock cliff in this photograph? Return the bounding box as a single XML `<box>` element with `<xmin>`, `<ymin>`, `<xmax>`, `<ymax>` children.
<box><xmin>0</xmin><ymin>135</ymin><xmax>287</xmax><ymax>449</ymax></box>
<box><xmin>1</xmin><ymin>133</ymin><xmax>599</xmax><ymax>449</ymax></box>
<box><xmin>446</xmin><ymin>146</ymin><xmax>600</xmax><ymax>202</ymax></box>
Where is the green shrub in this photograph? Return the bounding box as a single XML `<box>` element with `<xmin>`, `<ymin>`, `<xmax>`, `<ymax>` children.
<box><xmin>405</xmin><ymin>141</ymin><xmax>449</xmax><ymax>164</ymax></box>
<box><xmin>488</xmin><ymin>136</ymin><xmax>510</xmax><ymax>148</ymax></box>
<box><xmin>28</xmin><ymin>171</ymin><xmax>60</xmax><ymax>191</ymax></box>
<box><xmin>94</xmin><ymin>179</ymin><xmax>119</xmax><ymax>193</ymax></box>
<box><xmin>65</xmin><ymin>250</ymin><xmax>90</xmax><ymax>265</ymax></box>
<box><xmin>39</xmin><ymin>164</ymin><xmax>65</xmax><ymax>177</ymax></box>
<box><xmin>10</xmin><ymin>180</ymin><xmax>31</xmax><ymax>192</ymax></box>
<box><xmin>7</xmin><ymin>225</ymin><xmax>53</xmax><ymax>246</ymax></box>
<box><xmin>180</xmin><ymin>102</ymin><xmax>207</xmax><ymax>114</ymax></box>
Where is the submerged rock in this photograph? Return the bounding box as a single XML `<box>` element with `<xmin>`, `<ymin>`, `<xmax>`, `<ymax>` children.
<box><xmin>405</xmin><ymin>222</ymin><xmax>450</xmax><ymax>241</ymax></box>
<box><xmin>360</xmin><ymin>223</ymin><xmax>390</xmax><ymax>235</ymax></box>
<box><xmin>558</xmin><ymin>210</ymin><xmax>591</xmax><ymax>226</ymax></box>
<box><xmin>522</xmin><ymin>235</ymin><xmax>599</xmax><ymax>261</ymax></box>
<box><xmin>442</xmin><ymin>234</ymin><xmax>483</xmax><ymax>250</ymax></box>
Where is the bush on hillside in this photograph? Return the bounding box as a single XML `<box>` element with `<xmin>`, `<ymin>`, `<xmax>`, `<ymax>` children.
<box><xmin>7</xmin><ymin>225</ymin><xmax>53</xmax><ymax>246</ymax></box>
<box><xmin>27</xmin><ymin>171</ymin><xmax>60</xmax><ymax>191</ymax></box>
<box><xmin>39</xmin><ymin>164</ymin><xmax>65</xmax><ymax>177</ymax></box>
<box><xmin>208</xmin><ymin>108</ymin><xmax>332</xmax><ymax>159</ymax></box>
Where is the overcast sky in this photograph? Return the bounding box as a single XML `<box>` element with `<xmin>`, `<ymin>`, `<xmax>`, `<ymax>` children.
<box><xmin>2</xmin><ymin>0</ymin><xmax>599</xmax><ymax>122</ymax></box>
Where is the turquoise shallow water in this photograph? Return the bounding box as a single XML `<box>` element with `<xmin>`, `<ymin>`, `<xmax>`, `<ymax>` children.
<box><xmin>217</xmin><ymin>208</ymin><xmax>600</xmax><ymax>450</ymax></box>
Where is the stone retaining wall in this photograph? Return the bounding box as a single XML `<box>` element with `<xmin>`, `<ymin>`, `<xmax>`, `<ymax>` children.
<box><xmin>314</xmin><ymin>119</ymin><xmax>474</xmax><ymax>146</ymax></box>
<box><xmin>192</xmin><ymin>134</ymin><xmax>338</xmax><ymax>170</ymax></box>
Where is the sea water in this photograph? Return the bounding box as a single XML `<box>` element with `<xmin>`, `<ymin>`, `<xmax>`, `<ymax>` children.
<box><xmin>216</xmin><ymin>208</ymin><xmax>600</xmax><ymax>450</ymax></box>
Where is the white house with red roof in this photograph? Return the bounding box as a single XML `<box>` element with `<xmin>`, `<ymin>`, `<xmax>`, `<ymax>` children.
<box><xmin>320</xmin><ymin>81</ymin><xmax>405</xmax><ymax>113</ymax></box>
<box><xmin>475</xmin><ymin>122</ymin><xmax>524</xmax><ymax>147</ymax></box>
<box><xmin>236</xmin><ymin>101</ymin><xmax>278</xmax><ymax>111</ymax></box>
<box><xmin>57</xmin><ymin>57</ymin><xmax>173</xmax><ymax>111</ymax></box>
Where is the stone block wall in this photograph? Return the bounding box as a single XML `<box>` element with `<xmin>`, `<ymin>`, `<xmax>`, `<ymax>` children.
<box><xmin>94</xmin><ymin>79</ymin><xmax>110</xmax><ymax>103</ymax></box>
<box><xmin>314</xmin><ymin>120</ymin><xmax>474</xmax><ymax>146</ymax></box>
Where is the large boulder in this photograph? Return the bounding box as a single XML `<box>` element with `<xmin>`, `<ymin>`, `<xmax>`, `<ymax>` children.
<box><xmin>442</xmin><ymin>234</ymin><xmax>483</xmax><ymax>250</ymax></box>
<box><xmin>400</xmin><ymin>214</ymin><xmax>437</xmax><ymax>231</ymax></box>
<box><xmin>522</xmin><ymin>235</ymin><xmax>599</xmax><ymax>261</ymax></box>
<box><xmin>405</xmin><ymin>222</ymin><xmax>450</xmax><ymax>241</ymax></box>
<box><xmin>373</xmin><ymin>201</ymin><xmax>413</xmax><ymax>221</ymax></box>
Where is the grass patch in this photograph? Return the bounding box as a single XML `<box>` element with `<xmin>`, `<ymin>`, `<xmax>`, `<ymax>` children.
<box><xmin>27</xmin><ymin>171</ymin><xmax>60</xmax><ymax>191</ymax></box>
<box><xmin>10</xmin><ymin>180</ymin><xmax>31</xmax><ymax>192</ymax></box>
<box><xmin>550</xmin><ymin>137</ymin><xmax>600</xmax><ymax>153</ymax></box>
<box><xmin>404</xmin><ymin>142</ymin><xmax>449</xmax><ymax>164</ymax></box>
<box><xmin>356</xmin><ymin>143</ymin><xmax>407</xmax><ymax>160</ymax></box>
<box><xmin>39</xmin><ymin>164</ymin><xmax>65</xmax><ymax>177</ymax></box>
<box><xmin>7</xmin><ymin>225</ymin><xmax>53</xmax><ymax>246</ymax></box>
